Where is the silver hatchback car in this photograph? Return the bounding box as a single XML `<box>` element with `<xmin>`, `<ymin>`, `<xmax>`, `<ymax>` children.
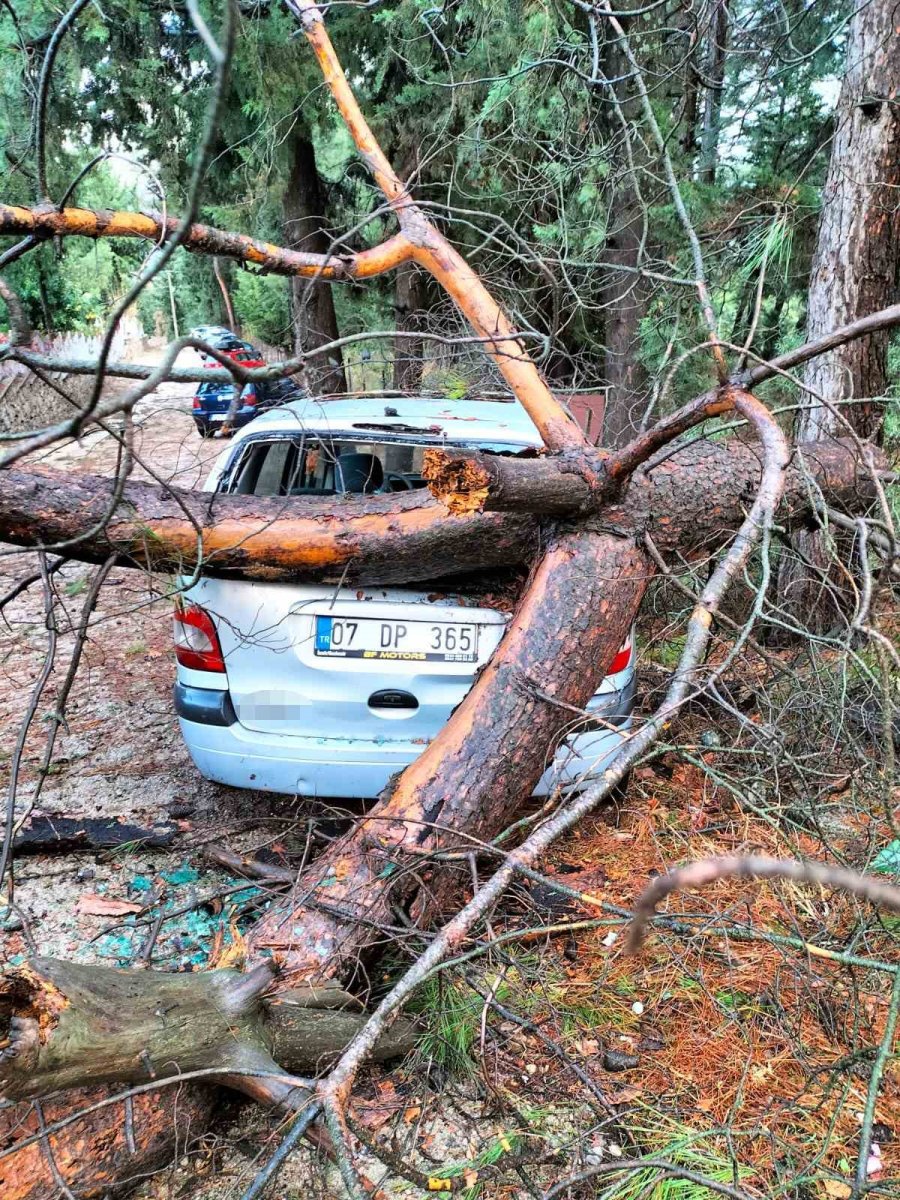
<box><xmin>173</xmin><ymin>394</ymin><xmax>636</xmax><ymax>798</ymax></box>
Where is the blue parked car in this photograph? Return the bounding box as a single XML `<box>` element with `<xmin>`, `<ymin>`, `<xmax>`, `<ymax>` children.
<box><xmin>191</xmin><ymin>376</ymin><xmax>303</xmax><ymax>437</ymax></box>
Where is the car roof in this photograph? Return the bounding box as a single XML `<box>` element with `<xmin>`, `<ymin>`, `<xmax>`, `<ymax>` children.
<box><xmin>228</xmin><ymin>392</ymin><xmax>544</xmax><ymax>447</ymax></box>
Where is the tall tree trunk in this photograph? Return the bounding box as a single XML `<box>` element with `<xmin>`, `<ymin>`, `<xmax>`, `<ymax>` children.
<box><xmin>698</xmin><ymin>0</ymin><xmax>728</xmax><ymax>185</ymax></box>
<box><xmin>392</xmin><ymin>259</ymin><xmax>429</xmax><ymax>391</ymax></box>
<box><xmin>213</xmin><ymin>257</ymin><xmax>238</xmax><ymax>334</ymax></box>
<box><xmin>777</xmin><ymin>0</ymin><xmax>900</xmax><ymax>629</ymax></box>
<box><xmin>681</xmin><ymin>60</ymin><xmax>700</xmax><ymax>162</ymax></box>
<box><xmin>599</xmin><ymin>197</ymin><xmax>648</xmax><ymax>448</ymax></box>
<box><xmin>599</xmin><ymin>30</ymin><xmax>649</xmax><ymax>449</ymax></box>
<box><xmin>283</xmin><ymin>132</ymin><xmax>347</xmax><ymax>393</ymax></box>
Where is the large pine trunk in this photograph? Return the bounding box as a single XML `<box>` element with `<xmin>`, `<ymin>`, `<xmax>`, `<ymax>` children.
<box><xmin>697</xmin><ymin>0</ymin><xmax>728</xmax><ymax>185</ymax></box>
<box><xmin>776</xmin><ymin>0</ymin><xmax>900</xmax><ymax>629</ymax></box>
<box><xmin>598</xmin><ymin>31</ymin><xmax>649</xmax><ymax>449</ymax></box>
<box><xmin>392</xmin><ymin>259</ymin><xmax>430</xmax><ymax>391</ymax></box>
<box><xmin>283</xmin><ymin>133</ymin><xmax>348</xmax><ymax>394</ymax></box>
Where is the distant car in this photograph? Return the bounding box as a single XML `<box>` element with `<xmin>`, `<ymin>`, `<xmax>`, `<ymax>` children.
<box><xmin>191</xmin><ymin>376</ymin><xmax>303</xmax><ymax>436</ymax></box>
<box><xmin>202</xmin><ymin>346</ymin><xmax>266</xmax><ymax>371</ymax></box>
<box><xmin>173</xmin><ymin>394</ymin><xmax>637</xmax><ymax>798</ymax></box>
<box><xmin>189</xmin><ymin>324</ymin><xmax>232</xmax><ymax>344</ymax></box>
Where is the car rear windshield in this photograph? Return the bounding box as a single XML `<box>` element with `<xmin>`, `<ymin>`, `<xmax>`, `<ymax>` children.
<box><xmin>220</xmin><ymin>435</ymin><xmax>529</xmax><ymax>497</ymax></box>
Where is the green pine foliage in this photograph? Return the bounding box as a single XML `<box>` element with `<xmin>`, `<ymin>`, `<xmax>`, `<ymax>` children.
<box><xmin>0</xmin><ymin>1</ymin><xmax>894</xmax><ymax>418</ymax></box>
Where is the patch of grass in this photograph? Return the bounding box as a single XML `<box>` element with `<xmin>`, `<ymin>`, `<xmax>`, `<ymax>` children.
<box><xmin>647</xmin><ymin>635</ymin><xmax>688</xmax><ymax>669</ymax></box>
<box><xmin>424</xmin><ymin>1131</ymin><xmax>525</xmax><ymax>1199</ymax></box>
<box><xmin>64</xmin><ymin>577</ymin><xmax>88</xmax><ymax>598</ymax></box>
<box><xmin>411</xmin><ymin>975</ymin><xmax>499</xmax><ymax>1076</ymax></box>
<box><xmin>602</xmin><ymin>1117</ymin><xmax>755</xmax><ymax>1200</ymax></box>
<box><xmin>124</xmin><ymin>640</ymin><xmax>147</xmax><ymax>656</ymax></box>
<box><xmin>559</xmin><ymin>995</ymin><xmax>634</xmax><ymax>1039</ymax></box>
<box><xmin>714</xmin><ymin>988</ymin><xmax>765</xmax><ymax>1019</ymax></box>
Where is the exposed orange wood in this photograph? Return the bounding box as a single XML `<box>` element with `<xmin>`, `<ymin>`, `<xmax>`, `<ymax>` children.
<box><xmin>292</xmin><ymin>0</ymin><xmax>585</xmax><ymax>453</ymax></box>
<box><xmin>0</xmin><ymin>468</ymin><xmax>537</xmax><ymax>584</ymax></box>
<box><xmin>0</xmin><ymin>1088</ymin><xmax>215</xmax><ymax>1200</ymax></box>
<box><xmin>0</xmin><ymin>204</ymin><xmax>412</xmax><ymax>280</ymax></box>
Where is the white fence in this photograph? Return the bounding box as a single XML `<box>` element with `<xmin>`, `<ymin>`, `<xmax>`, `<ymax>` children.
<box><xmin>0</xmin><ymin>314</ymin><xmax>143</xmax><ymax>376</ymax></box>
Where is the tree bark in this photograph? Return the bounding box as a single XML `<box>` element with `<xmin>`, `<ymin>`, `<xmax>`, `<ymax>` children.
<box><xmin>392</xmin><ymin>259</ymin><xmax>430</xmax><ymax>391</ymax></box>
<box><xmin>283</xmin><ymin>133</ymin><xmax>347</xmax><ymax>393</ymax></box>
<box><xmin>777</xmin><ymin>0</ymin><xmax>900</xmax><ymax>628</ymax></box>
<box><xmin>697</xmin><ymin>0</ymin><xmax>728</xmax><ymax>185</ymax></box>
<box><xmin>599</xmin><ymin>195</ymin><xmax>648</xmax><ymax>448</ymax></box>
<box><xmin>796</xmin><ymin>0</ymin><xmax>900</xmax><ymax>441</ymax></box>
<box><xmin>0</xmin><ymin>1086</ymin><xmax>216</xmax><ymax>1200</ymax></box>
<box><xmin>598</xmin><ymin>33</ymin><xmax>649</xmax><ymax>449</ymax></box>
<box><xmin>0</xmin><ymin>438</ymin><xmax>877</xmax><ymax>584</ymax></box>
<box><xmin>249</xmin><ymin>529</ymin><xmax>650</xmax><ymax>983</ymax></box>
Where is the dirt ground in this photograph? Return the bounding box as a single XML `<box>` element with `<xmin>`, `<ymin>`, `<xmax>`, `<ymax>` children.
<box><xmin>1</xmin><ymin>352</ymin><xmax>274</xmax><ymax>965</ymax></box>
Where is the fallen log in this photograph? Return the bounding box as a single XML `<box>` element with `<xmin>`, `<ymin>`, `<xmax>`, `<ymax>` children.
<box><xmin>0</xmin><ymin>469</ymin><xmax>537</xmax><ymax>584</ymax></box>
<box><xmin>12</xmin><ymin>816</ymin><xmax>177</xmax><ymax>856</ymax></box>
<box><xmin>0</xmin><ymin>1085</ymin><xmax>216</xmax><ymax>1200</ymax></box>
<box><xmin>0</xmin><ymin>959</ymin><xmax>414</xmax><ymax>1105</ymax></box>
<box><xmin>0</xmin><ymin>438</ymin><xmax>876</xmax><ymax>585</ymax></box>
<box><xmin>425</xmin><ymin>437</ymin><xmax>883</xmax><ymax>531</ymax></box>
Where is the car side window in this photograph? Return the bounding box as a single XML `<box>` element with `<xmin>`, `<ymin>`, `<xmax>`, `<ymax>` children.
<box><xmin>227</xmin><ymin>440</ymin><xmax>294</xmax><ymax>496</ymax></box>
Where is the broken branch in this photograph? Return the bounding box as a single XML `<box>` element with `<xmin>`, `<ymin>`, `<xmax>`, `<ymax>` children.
<box><xmin>0</xmin><ymin>204</ymin><xmax>412</xmax><ymax>280</ymax></box>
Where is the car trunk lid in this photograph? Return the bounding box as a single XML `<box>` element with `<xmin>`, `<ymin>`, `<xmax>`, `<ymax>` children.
<box><xmin>183</xmin><ymin>578</ymin><xmax>508</xmax><ymax>744</ymax></box>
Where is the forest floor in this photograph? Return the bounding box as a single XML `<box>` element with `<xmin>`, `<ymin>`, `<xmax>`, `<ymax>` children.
<box><xmin>1</xmin><ymin>353</ymin><xmax>898</xmax><ymax>1199</ymax></box>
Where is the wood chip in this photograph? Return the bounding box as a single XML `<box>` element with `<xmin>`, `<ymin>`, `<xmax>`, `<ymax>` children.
<box><xmin>76</xmin><ymin>893</ymin><xmax>142</xmax><ymax>917</ymax></box>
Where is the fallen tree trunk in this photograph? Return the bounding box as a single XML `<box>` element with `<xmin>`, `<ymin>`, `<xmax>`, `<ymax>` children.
<box><xmin>0</xmin><ymin>1085</ymin><xmax>216</xmax><ymax>1200</ymax></box>
<box><xmin>250</xmin><ymin>528</ymin><xmax>649</xmax><ymax>980</ymax></box>
<box><xmin>0</xmin><ymin>959</ymin><xmax>414</xmax><ymax>1104</ymax></box>
<box><xmin>425</xmin><ymin>437</ymin><xmax>883</xmax><ymax>531</ymax></box>
<box><xmin>0</xmin><ymin>438</ymin><xmax>876</xmax><ymax>584</ymax></box>
<box><xmin>0</xmin><ymin>469</ymin><xmax>536</xmax><ymax>584</ymax></box>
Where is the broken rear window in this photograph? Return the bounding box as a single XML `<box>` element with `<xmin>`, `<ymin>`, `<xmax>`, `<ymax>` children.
<box><xmin>221</xmin><ymin>436</ymin><xmax>528</xmax><ymax>498</ymax></box>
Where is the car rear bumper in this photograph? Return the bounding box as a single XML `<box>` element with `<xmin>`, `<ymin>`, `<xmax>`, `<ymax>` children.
<box><xmin>194</xmin><ymin>406</ymin><xmax>258</xmax><ymax>434</ymax></box>
<box><xmin>174</xmin><ymin>675</ymin><xmax>636</xmax><ymax>799</ymax></box>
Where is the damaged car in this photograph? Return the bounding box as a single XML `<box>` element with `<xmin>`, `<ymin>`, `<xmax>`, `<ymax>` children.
<box><xmin>173</xmin><ymin>393</ymin><xmax>636</xmax><ymax>798</ymax></box>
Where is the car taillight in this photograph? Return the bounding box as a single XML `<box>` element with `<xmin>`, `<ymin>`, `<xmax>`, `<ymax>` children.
<box><xmin>192</xmin><ymin>397</ymin><xmax>202</xmax><ymax>409</ymax></box>
<box><xmin>243</xmin><ymin>386</ymin><xmax>257</xmax><ymax>407</ymax></box>
<box><xmin>173</xmin><ymin>601</ymin><xmax>225</xmax><ymax>673</ymax></box>
<box><xmin>607</xmin><ymin>637</ymin><xmax>632</xmax><ymax>676</ymax></box>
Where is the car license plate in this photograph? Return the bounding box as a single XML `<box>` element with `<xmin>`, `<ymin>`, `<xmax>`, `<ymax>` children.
<box><xmin>314</xmin><ymin>616</ymin><xmax>479</xmax><ymax>662</ymax></box>
<box><xmin>210</xmin><ymin>413</ymin><xmax>227</xmax><ymax>422</ymax></box>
